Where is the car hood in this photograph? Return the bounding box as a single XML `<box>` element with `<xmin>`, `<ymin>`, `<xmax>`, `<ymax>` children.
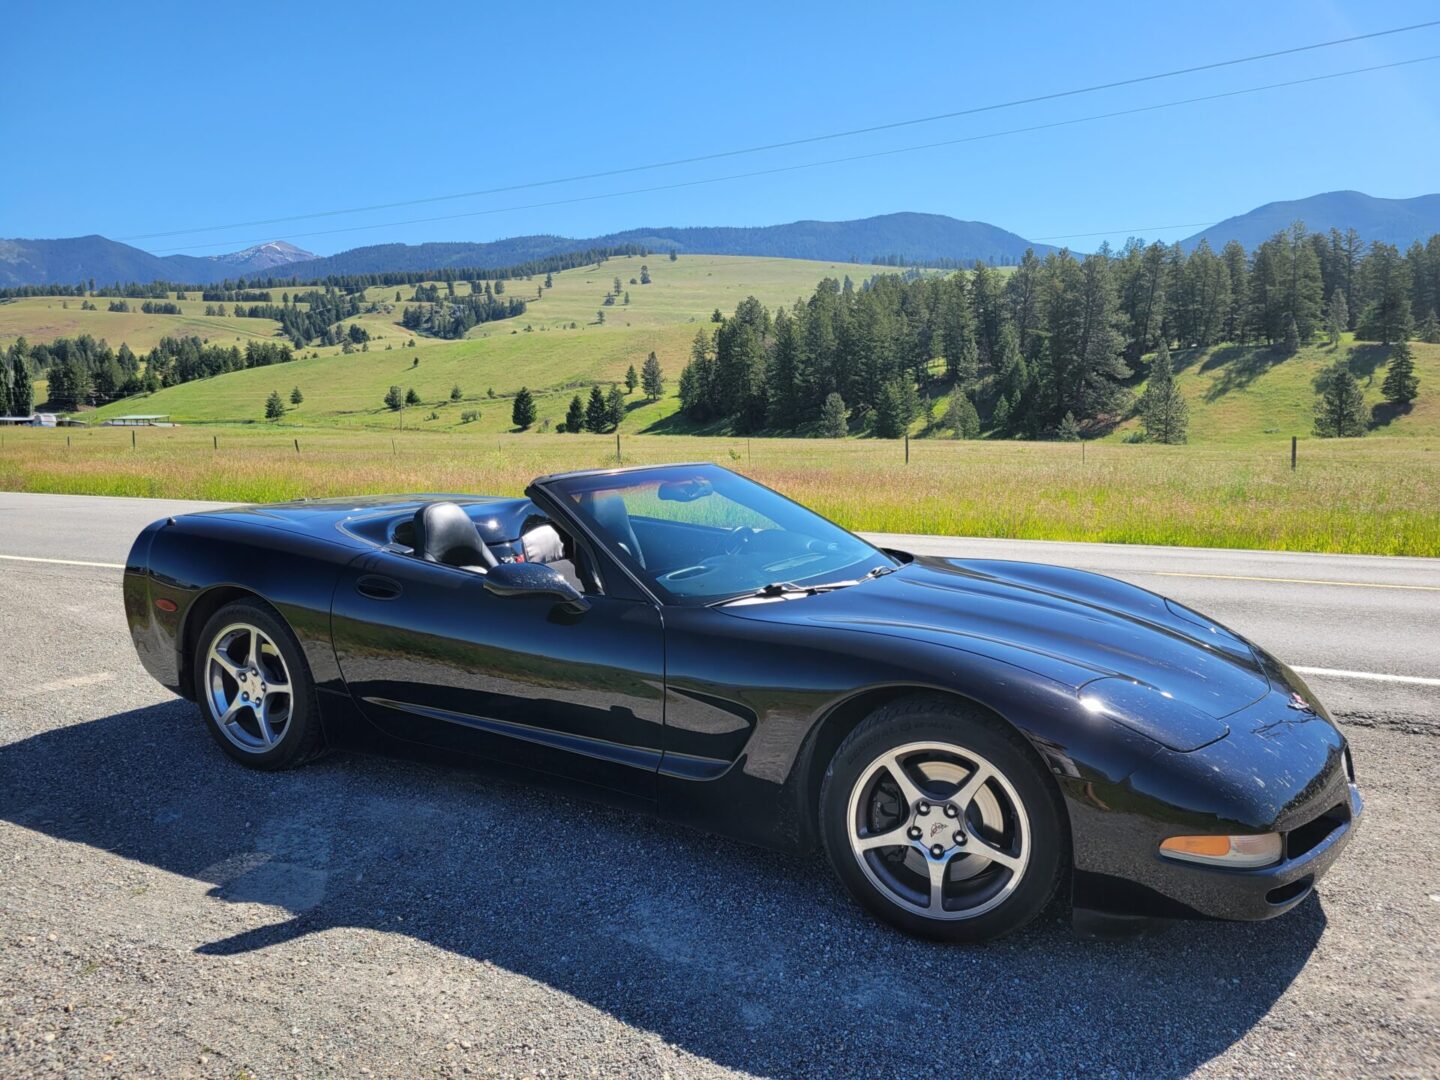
<box><xmin>721</xmin><ymin>556</ymin><xmax>1271</xmax><ymax>721</ymax></box>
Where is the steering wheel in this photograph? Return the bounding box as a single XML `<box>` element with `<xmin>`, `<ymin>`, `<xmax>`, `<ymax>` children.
<box><xmin>723</xmin><ymin>526</ymin><xmax>760</xmax><ymax>555</ymax></box>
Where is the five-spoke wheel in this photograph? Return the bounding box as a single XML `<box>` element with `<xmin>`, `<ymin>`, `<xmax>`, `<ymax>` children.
<box><xmin>847</xmin><ymin>741</ymin><xmax>1030</xmax><ymax>921</ymax></box>
<box><xmin>204</xmin><ymin>622</ymin><xmax>295</xmax><ymax>752</ymax></box>
<box><xmin>193</xmin><ymin>600</ymin><xmax>324</xmax><ymax>770</ymax></box>
<box><xmin>820</xmin><ymin>695</ymin><xmax>1065</xmax><ymax>942</ymax></box>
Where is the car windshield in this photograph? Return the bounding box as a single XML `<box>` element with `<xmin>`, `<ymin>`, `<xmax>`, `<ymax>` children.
<box><xmin>542</xmin><ymin>464</ymin><xmax>894</xmax><ymax>605</ymax></box>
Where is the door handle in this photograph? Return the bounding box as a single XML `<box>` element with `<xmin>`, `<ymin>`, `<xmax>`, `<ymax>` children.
<box><xmin>356</xmin><ymin>574</ymin><xmax>403</xmax><ymax>600</ymax></box>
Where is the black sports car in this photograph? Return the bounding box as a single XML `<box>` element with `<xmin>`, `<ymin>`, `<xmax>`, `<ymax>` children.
<box><xmin>124</xmin><ymin>462</ymin><xmax>1361</xmax><ymax>942</ymax></box>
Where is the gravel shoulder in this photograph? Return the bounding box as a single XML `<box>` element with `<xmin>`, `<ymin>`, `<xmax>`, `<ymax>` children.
<box><xmin>1</xmin><ymin>551</ymin><xmax>1438</xmax><ymax>1077</ymax></box>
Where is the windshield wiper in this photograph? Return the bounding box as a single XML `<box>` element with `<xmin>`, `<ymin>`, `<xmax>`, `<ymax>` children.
<box><xmin>721</xmin><ymin>565</ymin><xmax>897</xmax><ymax>604</ymax></box>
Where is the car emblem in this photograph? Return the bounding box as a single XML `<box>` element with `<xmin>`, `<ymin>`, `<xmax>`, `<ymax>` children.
<box><xmin>1287</xmin><ymin>692</ymin><xmax>1312</xmax><ymax>712</ymax></box>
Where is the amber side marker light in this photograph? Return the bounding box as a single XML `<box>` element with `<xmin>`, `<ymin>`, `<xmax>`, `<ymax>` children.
<box><xmin>154</xmin><ymin>598</ymin><xmax>178</xmax><ymax>613</ymax></box>
<box><xmin>1159</xmin><ymin>833</ymin><xmax>1282</xmax><ymax>868</ymax></box>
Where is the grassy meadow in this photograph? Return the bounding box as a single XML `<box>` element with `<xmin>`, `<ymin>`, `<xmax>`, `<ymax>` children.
<box><xmin>2</xmin><ymin>425</ymin><xmax>1437</xmax><ymax>556</ymax></box>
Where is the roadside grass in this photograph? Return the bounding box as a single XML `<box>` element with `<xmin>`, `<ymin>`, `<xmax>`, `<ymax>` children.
<box><xmin>4</xmin><ymin>426</ymin><xmax>1437</xmax><ymax>556</ymax></box>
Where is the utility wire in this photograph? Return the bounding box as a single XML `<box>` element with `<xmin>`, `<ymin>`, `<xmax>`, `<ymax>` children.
<box><xmin>148</xmin><ymin>55</ymin><xmax>1440</xmax><ymax>256</ymax></box>
<box><xmin>121</xmin><ymin>20</ymin><xmax>1440</xmax><ymax>244</ymax></box>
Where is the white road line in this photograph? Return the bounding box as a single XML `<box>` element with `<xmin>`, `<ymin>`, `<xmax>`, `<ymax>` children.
<box><xmin>1148</xmin><ymin>570</ymin><xmax>1440</xmax><ymax>592</ymax></box>
<box><xmin>1293</xmin><ymin>666</ymin><xmax>1440</xmax><ymax>688</ymax></box>
<box><xmin>0</xmin><ymin>553</ymin><xmax>125</xmax><ymax>569</ymax></box>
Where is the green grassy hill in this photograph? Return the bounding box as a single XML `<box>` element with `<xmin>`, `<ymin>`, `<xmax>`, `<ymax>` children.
<box><xmin>5</xmin><ymin>252</ymin><xmax>1438</xmax><ymax>447</ymax></box>
<box><xmin>1105</xmin><ymin>335</ymin><xmax>1440</xmax><ymax>444</ymax></box>
<box><xmin>67</xmin><ymin>254</ymin><xmax>883</xmax><ymax>433</ymax></box>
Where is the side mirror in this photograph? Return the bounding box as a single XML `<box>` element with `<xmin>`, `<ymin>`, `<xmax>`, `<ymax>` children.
<box><xmin>483</xmin><ymin>561</ymin><xmax>590</xmax><ymax>614</ymax></box>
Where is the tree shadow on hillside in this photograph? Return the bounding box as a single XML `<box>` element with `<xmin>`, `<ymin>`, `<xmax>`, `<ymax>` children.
<box><xmin>1370</xmin><ymin>399</ymin><xmax>1413</xmax><ymax>430</ymax></box>
<box><xmin>0</xmin><ymin>701</ymin><xmax>1326</xmax><ymax>1078</ymax></box>
<box><xmin>1347</xmin><ymin>344</ymin><xmax>1391</xmax><ymax>385</ymax></box>
<box><xmin>1202</xmin><ymin>345</ymin><xmax>1290</xmax><ymax>403</ymax></box>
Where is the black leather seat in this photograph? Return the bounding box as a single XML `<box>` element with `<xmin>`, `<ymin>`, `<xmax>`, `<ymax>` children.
<box><xmin>413</xmin><ymin>502</ymin><xmax>497</xmax><ymax>572</ymax></box>
<box><xmin>580</xmin><ymin>491</ymin><xmax>645</xmax><ymax>568</ymax></box>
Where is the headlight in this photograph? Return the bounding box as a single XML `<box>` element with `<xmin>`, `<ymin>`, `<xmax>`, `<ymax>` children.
<box><xmin>1159</xmin><ymin>833</ymin><xmax>1282</xmax><ymax>868</ymax></box>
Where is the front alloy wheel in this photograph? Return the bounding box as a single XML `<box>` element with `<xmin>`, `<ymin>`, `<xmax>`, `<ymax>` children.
<box><xmin>847</xmin><ymin>742</ymin><xmax>1030</xmax><ymax>920</ymax></box>
<box><xmin>820</xmin><ymin>696</ymin><xmax>1065</xmax><ymax>942</ymax></box>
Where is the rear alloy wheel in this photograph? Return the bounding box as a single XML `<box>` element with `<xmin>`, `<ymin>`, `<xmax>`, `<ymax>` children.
<box><xmin>193</xmin><ymin>600</ymin><xmax>324</xmax><ymax>770</ymax></box>
<box><xmin>820</xmin><ymin>697</ymin><xmax>1065</xmax><ymax>942</ymax></box>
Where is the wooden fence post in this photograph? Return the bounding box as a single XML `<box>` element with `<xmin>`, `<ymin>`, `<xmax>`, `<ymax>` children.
<box><xmin>616</xmin><ymin>432</ymin><xmax>621</xmax><ymax>464</ymax></box>
<box><xmin>294</xmin><ymin>438</ymin><xmax>300</xmax><ymax>454</ymax></box>
<box><xmin>904</xmin><ymin>433</ymin><xmax>909</xmax><ymax>464</ymax></box>
<box><xmin>132</xmin><ymin>429</ymin><xmax>136</xmax><ymax>450</ymax></box>
<box><xmin>1291</xmin><ymin>435</ymin><xmax>1297</xmax><ymax>470</ymax></box>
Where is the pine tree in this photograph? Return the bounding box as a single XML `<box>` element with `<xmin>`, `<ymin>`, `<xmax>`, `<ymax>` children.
<box><xmin>384</xmin><ymin>385</ymin><xmax>403</xmax><ymax>411</ymax></box>
<box><xmin>625</xmin><ymin>364</ymin><xmax>638</xmax><ymax>393</ymax></box>
<box><xmin>511</xmin><ymin>387</ymin><xmax>537</xmax><ymax>429</ymax></box>
<box><xmin>1057</xmin><ymin>411</ymin><xmax>1082</xmax><ymax>441</ymax></box>
<box><xmin>1326</xmin><ymin>290</ymin><xmax>1348</xmax><ymax>346</ymax></box>
<box><xmin>820</xmin><ymin>392</ymin><xmax>848</xmax><ymax>437</ymax></box>
<box><xmin>605</xmin><ymin>383</ymin><xmax>626</xmax><ymax>430</ymax></box>
<box><xmin>942</xmin><ymin>388</ymin><xmax>980</xmax><ymax>439</ymax></box>
<box><xmin>265</xmin><ymin>390</ymin><xmax>285</xmax><ymax>420</ymax></box>
<box><xmin>1139</xmin><ymin>340</ymin><xmax>1189</xmax><ymax>444</ymax></box>
<box><xmin>565</xmin><ymin>394</ymin><xmax>585</xmax><ymax>433</ymax></box>
<box><xmin>1356</xmin><ymin>242</ymin><xmax>1414</xmax><ymax>344</ymax></box>
<box><xmin>1420</xmin><ymin>310</ymin><xmax>1440</xmax><ymax>344</ymax></box>
<box><xmin>10</xmin><ymin>351</ymin><xmax>32</xmax><ymax>416</ymax></box>
<box><xmin>1382</xmin><ymin>340</ymin><xmax>1419</xmax><ymax>405</ymax></box>
<box><xmin>596</xmin><ymin>309</ymin><xmax>605</xmax><ymax>325</ymax></box>
<box><xmin>0</xmin><ymin>357</ymin><xmax>10</xmax><ymax>416</ymax></box>
<box><xmin>450</xmin><ymin>384</ymin><xmax>462</xmax><ymax>401</ymax></box>
<box><xmin>1313</xmin><ymin>363</ymin><xmax>1367</xmax><ymax>437</ymax></box>
<box><xmin>641</xmin><ymin>351</ymin><xmax>664</xmax><ymax>401</ymax></box>
<box><xmin>405</xmin><ymin>387</ymin><xmax>421</xmax><ymax>406</ymax></box>
<box><xmin>585</xmin><ymin>385</ymin><xmax>608</xmax><ymax>432</ymax></box>
<box><xmin>1282</xmin><ymin>315</ymin><xmax>1301</xmax><ymax>355</ymax></box>
<box><xmin>992</xmin><ymin>394</ymin><xmax>1011</xmax><ymax>433</ymax></box>
<box><xmin>872</xmin><ymin>381</ymin><xmax>909</xmax><ymax>438</ymax></box>
<box><xmin>640</xmin><ymin>265</ymin><xmax>651</xmax><ymax>285</ymax></box>
<box><xmin>290</xmin><ymin>386</ymin><xmax>304</xmax><ymax>405</ymax></box>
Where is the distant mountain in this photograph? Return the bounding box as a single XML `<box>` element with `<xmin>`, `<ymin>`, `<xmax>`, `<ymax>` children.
<box><xmin>209</xmin><ymin>240</ymin><xmax>314</xmax><ymax>271</ymax></box>
<box><xmin>0</xmin><ymin>235</ymin><xmax>315</xmax><ymax>287</ymax></box>
<box><xmin>1181</xmin><ymin>191</ymin><xmax>1440</xmax><ymax>251</ymax></box>
<box><xmin>0</xmin><ymin>213</ymin><xmax>1048</xmax><ymax>288</ymax></box>
<box><xmin>254</xmin><ymin>213</ymin><xmax>1056</xmax><ymax>280</ymax></box>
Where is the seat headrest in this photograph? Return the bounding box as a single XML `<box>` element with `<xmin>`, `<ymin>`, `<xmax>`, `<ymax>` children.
<box><xmin>521</xmin><ymin>523</ymin><xmax>565</xmax><ymax>565</ymax></box>
<box><xmin>413</xmin><ymin>502</ymin><xmax>497</xmax><ymax>569</ymax></box>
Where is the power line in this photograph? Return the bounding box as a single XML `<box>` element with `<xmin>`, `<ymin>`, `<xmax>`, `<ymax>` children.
<box><xmin>148</xmin><ymin>54</ymin><xmax>1440</xmax><ymax>257</ymax></box>
<box><xmin>120</xmin><ymin>20</ymin><xmax>1440</xmax><ymax>244</ymax></box>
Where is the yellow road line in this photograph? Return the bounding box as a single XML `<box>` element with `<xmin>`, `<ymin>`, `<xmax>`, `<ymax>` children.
<box><xmin>1148</xmin><ymin>570</ymin><xmax>1440</xmax><ymax>592</ymax></box>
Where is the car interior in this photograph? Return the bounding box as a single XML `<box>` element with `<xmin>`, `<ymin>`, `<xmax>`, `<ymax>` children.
<box><xmin>405</xmin><ymin>501</ymin><xmax>594</xmax><ymax>594</ymax></box>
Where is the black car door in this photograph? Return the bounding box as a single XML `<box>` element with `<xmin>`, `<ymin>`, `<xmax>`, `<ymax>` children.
<box><xmin>330</xmin><ymin>546</ymin><xmax>665</xmax><ymax>800</ymax></box>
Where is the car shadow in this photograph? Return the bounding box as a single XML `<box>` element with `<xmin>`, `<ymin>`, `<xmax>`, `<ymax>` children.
<box><xmin>0</xmin><ymin>701</ymin><xmax>1325</xmax><ymax>1077</ymax></box>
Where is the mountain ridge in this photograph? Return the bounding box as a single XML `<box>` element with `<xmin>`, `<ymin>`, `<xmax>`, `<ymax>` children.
<box><xmin>1180</xmin><ymin>190</ymin><xmax>1440</xmax><ymax>251</ymax></box>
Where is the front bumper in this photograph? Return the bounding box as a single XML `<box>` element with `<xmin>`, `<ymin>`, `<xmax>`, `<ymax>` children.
<box><xmin>1067</xmin><ymin>688</ymin><xmax>1361</xmax><ymax>927</ymax></box>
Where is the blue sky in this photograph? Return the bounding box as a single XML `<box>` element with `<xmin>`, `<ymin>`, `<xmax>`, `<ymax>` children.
<box><xmin>2</xmin><ymin>1</ymin><xmax>1438</xmax><ymax>256</ymax></box>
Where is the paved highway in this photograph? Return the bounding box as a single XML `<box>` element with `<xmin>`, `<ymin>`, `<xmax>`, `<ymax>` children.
<box><xmin>1</xmin><ymin>491</ymin><xmax>1437</xmax><ymax>1077</ymax></box>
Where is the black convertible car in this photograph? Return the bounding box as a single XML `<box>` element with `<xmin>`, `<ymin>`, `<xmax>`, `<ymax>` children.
<box><xmin>124</xmin><ymin>462</ymin><xmax>1361</xmax><ymax>941</ymax></box>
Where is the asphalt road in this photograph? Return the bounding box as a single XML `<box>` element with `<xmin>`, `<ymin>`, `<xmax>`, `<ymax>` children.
<box><xmin>1</xmin><ymin>492</ymin><xmax>1437</xmax><ymax>1078</ymax></box>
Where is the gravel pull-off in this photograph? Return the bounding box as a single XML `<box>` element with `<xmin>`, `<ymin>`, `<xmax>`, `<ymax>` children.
<box><xmin>2</xmin><ymin>555</ymin><xmax>1438</xmax><ymax>1077</ymax></box>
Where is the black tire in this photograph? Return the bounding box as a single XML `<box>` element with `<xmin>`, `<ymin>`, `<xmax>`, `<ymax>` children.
<box><xmin>818</xmin><ymin>695</ymin><xmax>1066</xmax><ymax>943</ymax></box>
<box><xmin>192</xmin><ymin>599</ymin><xmax>326</xmax><ymax>770</ymax></box>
